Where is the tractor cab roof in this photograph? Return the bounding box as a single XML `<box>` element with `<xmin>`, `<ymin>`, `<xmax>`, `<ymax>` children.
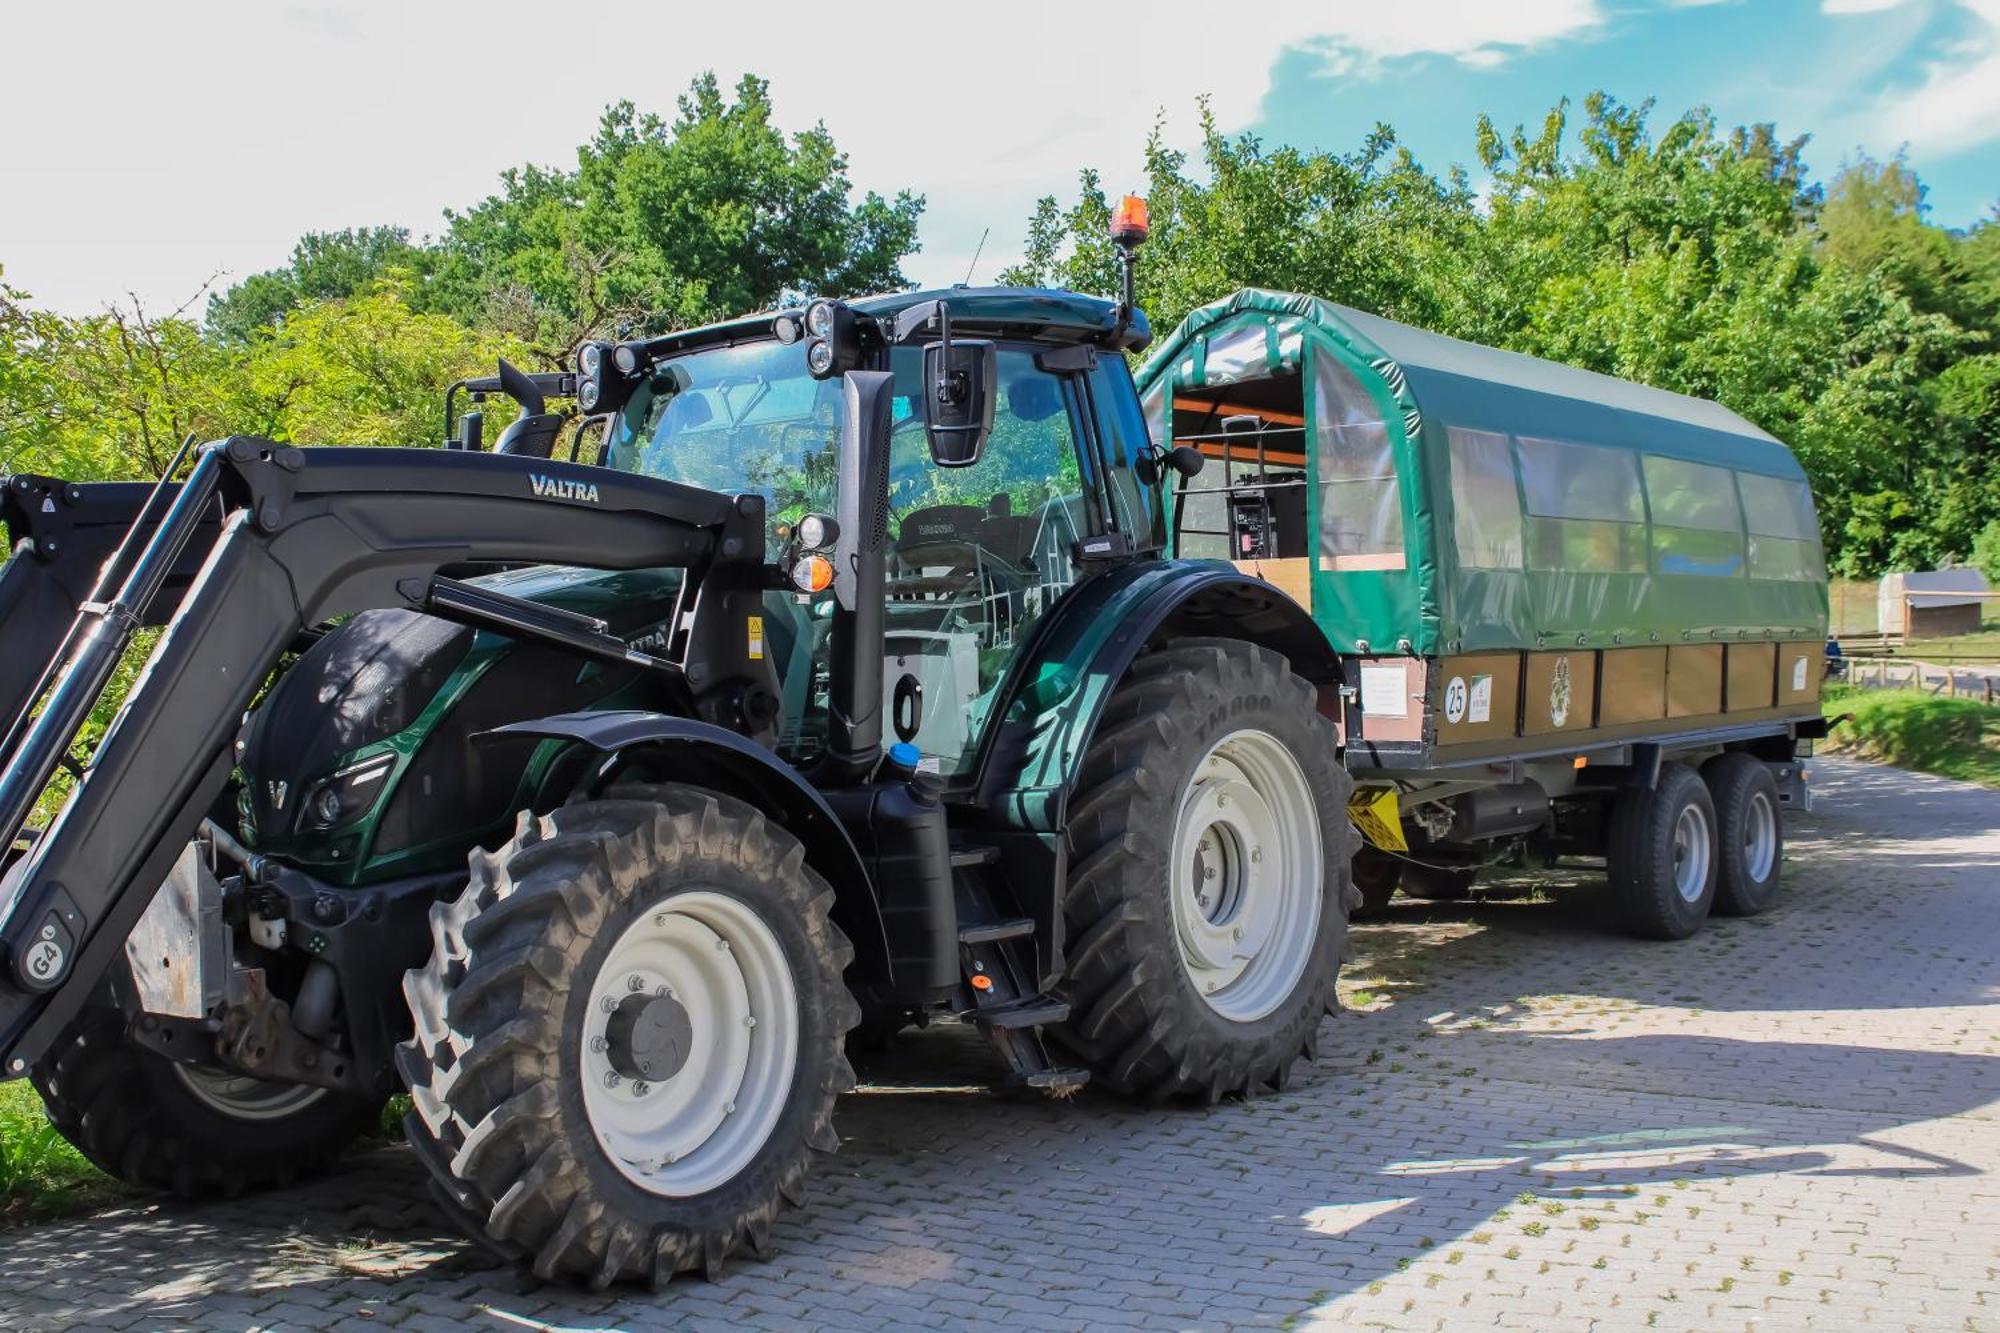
<box><xmin>639</xmin><ymin>287</ymin><xmax>1148</xmax><ymax>362</ymax></box>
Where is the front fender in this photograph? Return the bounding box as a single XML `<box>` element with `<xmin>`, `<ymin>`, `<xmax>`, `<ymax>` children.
<box><xmin>487</xmin><ymin>710</ymin><xmax>891</xmax><ymax>987</ymax></box>
<box><xmin>973</xmin><ymin>559</ymin><xmax>1336</xmax><ymax>834</ymax></box>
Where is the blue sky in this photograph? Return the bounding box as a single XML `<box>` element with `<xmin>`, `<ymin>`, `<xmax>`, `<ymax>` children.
<box><xmin>2</xmin><ymin>1</ymin><xmax>1994</xmax><ymax>315</ymax></box>
<box><xmin>1250</xmin><ymin>0</ymin><xmax>1998</xmax><ymax>229</ymax></box>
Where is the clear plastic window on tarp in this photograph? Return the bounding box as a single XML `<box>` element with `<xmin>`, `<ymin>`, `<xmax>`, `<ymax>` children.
<box><xmin>1737</xmin><ymin>472</ymin><xmax>1824</xmax><ymax>582</ymax></box>
<box><xmin>1313</xmin><ymin>349</ymin><xmax>1403</xmax><ymax>570</ymax></box>
<box><xmin>1644</xmin><ymin>455</ymin><xmax>1745</xmax><ymax>576</ymax></box>
<box><xmin>1447</xmin><ymin>427</ymin><xmax>1523</xmax><ymax>569</ymax></box>
<box><xmin>1517</xmin><ymin>436</ymin><xmax>1646</xmax><ymax>573</ymax></box>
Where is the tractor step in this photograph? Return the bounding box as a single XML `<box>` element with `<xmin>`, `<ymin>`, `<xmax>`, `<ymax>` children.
<box><xmin>949</xmin><ymin>844</ymin><xmax>1001</xmax><ymax>869</ymax></box>
<box><xmin>971</xmin><ymin>997</ymin><xmax>1070</xmax><ymax>1030</ymax></box>
<box><xmin>957</xmin><ymin>916</ymin><xmax>1034</xmax><ymax>945</ymax></box>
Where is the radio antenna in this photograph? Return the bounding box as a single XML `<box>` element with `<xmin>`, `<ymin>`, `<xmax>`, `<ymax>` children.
<box><xmin>962</xmin><ymin>228</ymin><xmax>989</xmax><ymax>286</ymax></box>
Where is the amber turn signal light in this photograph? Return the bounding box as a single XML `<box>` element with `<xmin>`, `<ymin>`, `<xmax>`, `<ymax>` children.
<box><xmin>790</xmin><ymin>553</ymin><xmax>834</xmax><ymax>594</ymax></box>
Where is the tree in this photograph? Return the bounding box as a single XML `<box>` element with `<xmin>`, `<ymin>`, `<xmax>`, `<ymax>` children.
<box><xmin>205</xmin><ymin>226</ymin><xmax>426</xmax><ymax>345</ymax></box>
<box><xmin>423</xmin><ymin>75</ymin><xmax>924</xmax><ymax>357</ymax></box>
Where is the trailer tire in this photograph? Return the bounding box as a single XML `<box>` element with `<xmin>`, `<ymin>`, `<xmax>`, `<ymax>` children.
<box><xmin>31</xmin><ymin>1006</ymin><xmax>378</xmax><ymax>1198</ymax></box>
<box><xmin>1352</xmin><ymin>849</ymin><xmax>1402</xmax><ymax>915</ymax></box>
<box><xmin>1703</xmin><ymin>754</ymin><xmax>1783</xmax><ymax>917</ymax></box>
<box><xmin>1399</xmin><ymin>862</ymin><xmax>1479</xmax><ymax>901</ymax></box>
<box><xmin>396</xmin><ymin>790</ymin><xmax>857</xmax><ymax>1288</ymax></box>
<box><xmin>1606</xmin><ymin>762</ymin><xmax>1717</xmax><ymax>940</ymax></box>
<box><xmin>1053</xmin><ymin>639</ymin><xmax>1357</xmax><ymax>1102</ymax></box>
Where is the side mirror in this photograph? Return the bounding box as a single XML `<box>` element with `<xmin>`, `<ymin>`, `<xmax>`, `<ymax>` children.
<box><xmin>924</xmin><ymin>339</ymin><xmax>996</xmax><ymax>468</ymax></box>
<box><xmin>1168</xmin><ymin>445</ymin><xmax>1204</xmax><ymax>478</ymax></box>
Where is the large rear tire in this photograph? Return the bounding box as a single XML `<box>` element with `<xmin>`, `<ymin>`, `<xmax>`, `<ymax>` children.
<box><xmin>1606</xmin><ymin>762</ymin><xmax>1717</xmax><ymax>940</ymax></box>
<box><xmin>1052</xmin><ymin>640</ymin><xmax>1357</xmax><ymax>1101</ymax></box>
<box><xmin>32</xmin><ymin>1006</ymin><xmax>378</xmax><ymax>1198</ymax></box>
<box><xmin>397</xmin><ymin>789</ymin><xmax>857</xmax><ymax>1288</ymax></box>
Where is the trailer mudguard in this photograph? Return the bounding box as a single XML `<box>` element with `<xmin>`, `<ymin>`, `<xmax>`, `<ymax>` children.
<box><xmin>486</xmin><ymin>710</ymin><xmax>892</xmax><ymax>987</ymax></box>
<box><xmin>968</xmin><ymin>557</ymin><xmax>1337</xmax><ymax>986</ymax></box>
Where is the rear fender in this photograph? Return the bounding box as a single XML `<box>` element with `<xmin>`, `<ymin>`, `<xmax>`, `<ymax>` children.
<box><xmin>486</xmin><ymin>711</ymin><xmax>892</xmax><ymax>988</ymax></box>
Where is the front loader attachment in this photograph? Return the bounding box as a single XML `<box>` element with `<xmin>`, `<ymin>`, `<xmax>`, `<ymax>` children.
<box><xmin>0</xmin><ymin>437</ymin><xmax>763</xmax><ymax>1079</ymax></box>
<box><xmin>0</xmin><ymin>472</ymin><xmax>221</xmax><ymax>743</ymax></box>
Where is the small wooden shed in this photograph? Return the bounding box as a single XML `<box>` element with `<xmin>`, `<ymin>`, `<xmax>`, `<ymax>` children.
<box><xmin>1879</xmin><ymin>569</ymin><xmax>1991</xmax><ymax>638</ymax></box>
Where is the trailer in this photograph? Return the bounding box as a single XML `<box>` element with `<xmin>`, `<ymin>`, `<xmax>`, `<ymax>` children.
<box><xmin>1138</xmin><ymin>288</ymin><xmax>1830</xmax><ymax>937</ymax></box>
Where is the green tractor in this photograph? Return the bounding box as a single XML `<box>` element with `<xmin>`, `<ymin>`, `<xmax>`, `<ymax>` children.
<box><xmin>0</xmin><ymin>210</ymin><xmax>1356</xmax><ymax>1284</ymax></box>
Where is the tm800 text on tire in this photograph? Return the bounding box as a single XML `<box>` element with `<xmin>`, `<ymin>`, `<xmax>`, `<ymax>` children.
<box><xmin>397</xmin><ymin>789</ymin><xmax>858</xmax><ymax>1287</ymax></box>
<box><xmin>1053</xmin><ymin>639</ymin><xmax>1358</xmax><ymax>1101</ymax></box>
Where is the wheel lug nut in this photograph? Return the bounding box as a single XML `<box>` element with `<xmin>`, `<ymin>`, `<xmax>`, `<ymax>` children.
<box><xmin>600</xmin><ymin>997</ymin><xmax>618</xmax><ymax>1013</ymax></box>
<box><xmin>632</xmin><ymin>1081</ymin><xmax>650</xmax><ymax>1097</ymax></box>
<box><xmin>627</xmin><ymin>975</ymin><xmax>645</xmax><ymax>992</ymax></box>
<box><xmin>654</xmin><ymin>914</ymin><xmax>667</xmax><ymax>926</ymax></box>
<box><xmin>724</xmin><ymin>1101</ymin><xmax>736</xmax><ymax>1114</ymax></box>
<box><xmin>603</xmin><ymin>1071</ymin><xmax>622</xmax><ymax>1089</ymax></box>
<box><xmin>717</xmin><ymin>939</ymin><xmax>731</xmax><ymax>952</ymax></box>
<box><xmin>590</xmin><ymin>1035</ymin><xmax>607</xmax><ymax>1053</ymax></box>
<box><xmin>744</xmin><ymin>1015</ymin><xmax>757</xmax><ymax>1029</ymax></box>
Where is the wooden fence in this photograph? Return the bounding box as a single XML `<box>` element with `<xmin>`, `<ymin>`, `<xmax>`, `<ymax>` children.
<box><xmin>1842</xmin><ymin>657</ymin><xmax>1999</xmax><ymax>704</ymax></box>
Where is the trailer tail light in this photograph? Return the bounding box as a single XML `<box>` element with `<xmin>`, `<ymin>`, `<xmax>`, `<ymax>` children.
<box><xmin>1112</xmin><ymin>194</ymin><xmax>1150</xmax><ymax>245</ymax></box>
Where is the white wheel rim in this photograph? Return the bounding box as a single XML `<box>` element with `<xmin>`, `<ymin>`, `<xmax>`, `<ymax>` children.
<box><xmin>1743</xmin><ymin>790</ymin><xmax>1777</xmax><ymax>882</ymax></box>
<box><xmin>1168</xmin><ymin>729</ymin><xmax>1322</xmax><ymax>1022</ymax></box>
<box><xmin>1672</xmin><ymin>802</ymin><xmax>1713</xmax><ymax>904</ymax></box>
<box><xmin>580</xmin><ymin>890</ymin><xmax>798</xmax><ymax>1198</ymax></box>
<box><xmin>172</xmin><ymin>1064</ymin><xmax>327</xmax><ymax>1121</ymax></box>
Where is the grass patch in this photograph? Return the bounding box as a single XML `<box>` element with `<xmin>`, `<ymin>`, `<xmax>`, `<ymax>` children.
<box><xmin>1823</xmin><ymin>685</ymin><xmax>2000</xmax><ymax>788</ymax></box>
<box><xmin>0</xmin><ymin>1080</ymin><xmax>117</xmax><ymax>1222</ymax></box>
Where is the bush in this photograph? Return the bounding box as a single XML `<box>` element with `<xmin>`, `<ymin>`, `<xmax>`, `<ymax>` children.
<box><xmin>1826</xmin><ymin>686</ymin><xmax>2000</xmax><ymax>787</ymax></box>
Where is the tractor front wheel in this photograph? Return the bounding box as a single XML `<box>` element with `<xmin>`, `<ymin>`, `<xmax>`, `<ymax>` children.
<box><xmin>1053</xmin><ymin>640</ymin><xmax>1357</xmax><ymax>1101</ymax></box>
<box><xmin>397</xmin><ymin>789</ymin><xmax>857</xmax><ymax>1287</ymax></box>
<box><xmin>32</xmin><ymin>1006</ymin><xmax>379</xmax><ymax>1197</ymax></box>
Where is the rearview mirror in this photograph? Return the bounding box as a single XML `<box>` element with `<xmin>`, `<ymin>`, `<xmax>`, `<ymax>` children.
<box><xmin>924</xmin><ymin>339</ymin><xmax>997</xmax><ymax>468</ymax></box>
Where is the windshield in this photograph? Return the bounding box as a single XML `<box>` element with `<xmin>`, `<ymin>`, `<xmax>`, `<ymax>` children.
<box><xmin>604</xmin><ymin>338</ymin><xmax>1109</xmax><ymax>554</ymax></box>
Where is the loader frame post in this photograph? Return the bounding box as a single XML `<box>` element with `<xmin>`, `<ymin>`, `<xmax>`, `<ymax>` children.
<box><xmin>0</xmin><ymin>448</ymin><xmax>226</xmax><ymax>856</ymax></box>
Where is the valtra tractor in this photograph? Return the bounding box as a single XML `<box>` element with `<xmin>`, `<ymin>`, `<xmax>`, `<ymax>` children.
<box><xmin>0</xmin><ymin>201</ymin><xmax>1358</xmax><ymax>1285</ymax></box>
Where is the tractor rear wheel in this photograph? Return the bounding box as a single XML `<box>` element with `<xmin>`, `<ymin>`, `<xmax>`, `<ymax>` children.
<box><xmin>32</xmin><ymin>1005</ymin><xmax>379</xmax><ymax>1197</ymax></box>
<box><xmin>1053</xmin><ymin>639</ymin><xmax>1357</xmax><ymax>1101</ymax></box>
<box><xmin>1606</xmin><ymin>762</ymin><xmax>1718</xmax><ymax>939</ymax></box>
<box><xmin>397</xmin><ymin>789</ymin><xmax>857</xmax><ymax>1287</ymax></box>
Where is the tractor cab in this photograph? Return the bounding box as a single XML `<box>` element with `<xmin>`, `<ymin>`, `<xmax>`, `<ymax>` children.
<box><xmin>595</xmin><ymin>286</ymin><xmax>1161</xmax><ymax>778</ymax></box>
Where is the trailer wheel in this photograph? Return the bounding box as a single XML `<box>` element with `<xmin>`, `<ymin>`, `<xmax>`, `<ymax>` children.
<box><xmin>1606</xmin><ymin>762</ymin><xmax>1717</xmax><ymax>939</ymax></box>
<box><xmin>31</xmin><ymin>1006</ymin><xmax>378</xmax><ymax>1198</ymax></box>
<box><xmin>1053</xmin><ymin>639</ymin><xmax>1357</xmax><ymax>1101</ymax></box>
<box><xmin>1352</xmin><ymin>848</ymin><xmax>1402</xmax><ymax>915</ymax></box>
<box><xmin>397</xmin><ymin>790</ymin><xmax>856</xmax><ymax>1288</ymax></box>
<box><xmin>1399</xmin><ymin>862</ymin><xmax>1479</xmax><ymax>901</ymax></box>
<box><xmin>1703</xmin><ymin>754</ymin><xmax>1783</xmax><ymax>916</ymax></box>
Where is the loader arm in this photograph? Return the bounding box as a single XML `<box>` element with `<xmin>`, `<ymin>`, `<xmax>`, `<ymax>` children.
<box><xmin>0</xmin><ymin>475</ymin><xmax>222</xmax><ymax>736</ymax></box>
<box><xmin>0</xmin><ymin>438</ymin><xmax>766</xmax><ymax>1076</ymax></box>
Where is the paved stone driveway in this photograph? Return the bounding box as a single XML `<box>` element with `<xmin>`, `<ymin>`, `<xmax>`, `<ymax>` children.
<box><xmin>1</xmin><ymin>757</ymin><xmax>1995</xmax><ymax>1332</ymax></box>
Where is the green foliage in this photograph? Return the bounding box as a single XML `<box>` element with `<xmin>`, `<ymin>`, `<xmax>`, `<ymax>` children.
<box><xmin>1972</xmin><ymin>519</ymin><xmax>2000</xmax><ymax>584</ymax></box>
<box><xmin>1825</xmin><ymin>685</ymin><xmax>2000</xmax><ymax>788</ymax></box>
<box><xmin>1008</xmin><ymin>92</ymin><xmax>1999</xmax><ymax>576</ymax></box>
<box><xmin>0</xmin><ymin>1081</ymin><xmax>113</xmax><ymax>1221</ymax></box>
<box><xmin>204</xmin><ymin>226</ymin><xmax>427</xmax><ymax>346</ymax></box>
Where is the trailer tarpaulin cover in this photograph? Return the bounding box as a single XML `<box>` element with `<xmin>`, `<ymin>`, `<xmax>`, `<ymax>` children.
<box><xmin>1136</xmin><ymin>289</ymin><xmax>1829</xmax><ymax>656</ymax></box>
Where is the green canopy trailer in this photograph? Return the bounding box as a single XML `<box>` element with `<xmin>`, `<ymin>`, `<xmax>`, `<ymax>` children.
<box><xmin>1137</xmin><ymin>289</ymin><xmax>1831</xmax><ymax>936</ymax></box>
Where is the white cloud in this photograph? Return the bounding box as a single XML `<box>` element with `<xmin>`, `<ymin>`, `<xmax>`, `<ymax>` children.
<box><xmin>0</xmin><ymin>1</ymin><xmax>1607</xmax><ymax>314</ymax></box>
<box><xmin>1822</xmin><ymin>0</ymin><xmax>1912</xmax><ymax>13</ymax></box>
<box><xmin>1880</xmin><ymin>0</ymin><xmax>2000</xmax><ymax>155</ymax></box>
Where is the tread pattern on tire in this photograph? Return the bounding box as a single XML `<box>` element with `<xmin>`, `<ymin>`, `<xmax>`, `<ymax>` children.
<box><xmin>1052</xmin><ymin>638</ymin><xmax>1359</xmax><ymax>1103</ymax></box>
<box><xmin>1703</xmin><ymin>752</ymin><xmax>1783</xmax><ymax>917</ymax></box>
<box><xmin>1605</xmin><ymin>761</ymin><xmax>1716</xmax><ymax>940</ymax></box>
<box><xmin>396</xmin><ymin>788</ymin><xmax>857</xmax><ymax>1289</ymax></box>
<box><xmin>32</xmin><ymin>1006</ymin><xmax>378</xmax><ymax>1199</ymax></box>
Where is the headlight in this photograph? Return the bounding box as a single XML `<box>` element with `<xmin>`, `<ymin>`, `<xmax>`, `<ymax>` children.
<box><xmin>797</xmin><ymin>513</ymin><xmax>836</xmax><ymax>550</ymax></box>
<box><xmin>612</xmin><ymin>344</ymin><xmax>638</xmax><ymax>375</ymax></box>
<box><xmin>302</xmin><ymin>754</ymin><xmax>394</xmax><ymax>832</ymax></box>
<box><xmin>806</xmin><ymin>301</ymin><xmax>835</xmax><ymax>339</ymax></box>
<box><xmin>806</xmin><ymin>340</ymin><xmax>834</xmax><ymax>376</ymax></box>
<box><xmin>579</xmin><ymin>343</ymin><xmax>603</xmax><ymax>377</ymax></box>
<box><xmin>578</xmin><ymin>379</ymin><xmax>601</xmax><ymax>412</ymax></box>
<box><xmin>773</xmin><ymin>312</ymin><xmax>802</xmax><ymax>345</ymax></box>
